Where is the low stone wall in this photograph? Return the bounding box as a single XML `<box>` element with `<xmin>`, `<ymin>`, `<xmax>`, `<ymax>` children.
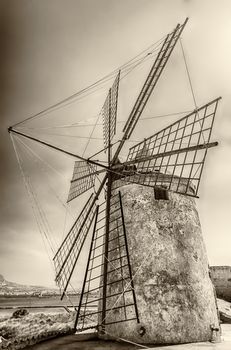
<box><xmin>210</xmin><ymin>266</ymin><xmax>231</xmax><ymax>302</ymax></box>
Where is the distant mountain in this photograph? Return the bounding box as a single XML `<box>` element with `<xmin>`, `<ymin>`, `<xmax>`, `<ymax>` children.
<box><xmin>0</xmin><ymin>274</ymin><xmax>59</xmax><ymax>296</ymax></box>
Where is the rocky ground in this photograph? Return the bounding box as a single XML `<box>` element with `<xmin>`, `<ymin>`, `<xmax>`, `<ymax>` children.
<box><xmin>0</xmin><ymin>310</ymin><xmax>75</xmax><ymax>349</ymax></box>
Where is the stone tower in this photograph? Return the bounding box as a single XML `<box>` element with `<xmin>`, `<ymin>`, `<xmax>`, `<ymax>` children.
<box><xmin>99</xmin><ymin>173</ymin><xmax>220</xmax><ymax>345</ymax></box>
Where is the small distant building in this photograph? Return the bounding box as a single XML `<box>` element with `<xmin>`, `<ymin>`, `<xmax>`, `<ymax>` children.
<box><xmin>210</xmin><ymin>266</ymin><xmax>231</xmax><ymax>302</ymax></box>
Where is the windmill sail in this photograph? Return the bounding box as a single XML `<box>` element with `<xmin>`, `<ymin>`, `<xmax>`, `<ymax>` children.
<box><xmin>113</xmin><ymin>18</ymin><xmax>188</xmax><ymax>162</ymax></box>
<box><xmin>122</xmin><ymin>18</ymin><xmax>188</xmax><ymax>141</ymax></box>
<box><xmin>123</xmin><ymin>97</ymin><xmax>221</xmax><ymax>197</ymax></box>
<box><xmin>54</xmin><ymin>194</ymin><xmax>97</xmax><ymax>298</ymax></box>
<box><xmin>74</xmin><ymin>192</ymin><xmax>139</xmax><ymax>332</ymax></box>
<box><xmin>67</xmin><ymin>71</ymin><xmax>120</xmax><ymax>203</ymax></box>
<box><xmin>67</xmin><ymin>161</ymin><xmax>97</xmax><ymax>203</ymax></box>
<box><xmin>102</xmin><ymin>71</ymin><xmax>120</xmax><ymax>149</ymax></box>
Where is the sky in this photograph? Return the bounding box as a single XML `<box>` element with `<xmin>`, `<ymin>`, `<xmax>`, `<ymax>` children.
<box><xmin>0</xmin><ymin>0</ymin><xmax>231</xmax><ymax>288</ymax></box>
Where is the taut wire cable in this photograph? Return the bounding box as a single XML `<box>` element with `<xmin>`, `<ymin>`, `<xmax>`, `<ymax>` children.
<box><xmin>15</xmin><ymin>135</ymin><xmax>74</xmax><ymax>220</ymax></box>
<box><xmin>179</xmin><ymin>38</ymin><xmax>205</xmax><ymax>143</ymax></box>
<box><xmin>10</xmin><ymin>134</ymin><xmax>56</xmax><ymax>263</ymax></box>
<box><xmin>14</xmin><ymin>137</ymin><xmax>58</xmax><ymax>252</ymax></box>
<box><xmin>12</xmin><ymin>35</ymin><xmax>166</xmax><ymax>129</ymax></box>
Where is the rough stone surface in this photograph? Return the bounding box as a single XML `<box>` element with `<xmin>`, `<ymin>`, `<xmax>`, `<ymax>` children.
<box><xmin>210</xmin><ymin>267</ymin><xmax>231</xmax><ymax>302</ymax></box>
<box><xmin>100</xmin><ymin>176</ymin><xmax>219</xmax><ymax>344</ymax></box>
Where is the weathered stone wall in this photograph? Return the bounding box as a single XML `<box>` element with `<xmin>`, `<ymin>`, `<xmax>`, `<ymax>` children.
<box><xmin>210</xmin><ymin>266</ymin><xmax>231</xmax><ymax>302</ymax></box>
<box><xmin>99</xmin><ymin>176</ymin><xmax>219</xmax><ymax>344</ymax></box>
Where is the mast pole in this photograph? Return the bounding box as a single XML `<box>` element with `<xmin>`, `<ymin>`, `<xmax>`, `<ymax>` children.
<box><xmin>8</xmin><ymin>127</ymin><xmax>109</xmax><ymax>171</ymax></box>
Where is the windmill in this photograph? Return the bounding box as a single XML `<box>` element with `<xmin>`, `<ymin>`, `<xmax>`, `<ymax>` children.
<box><xmin>9</xmin><ymin>18</ymin><xmax>221</xmax><ymax>344</ymax></box>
